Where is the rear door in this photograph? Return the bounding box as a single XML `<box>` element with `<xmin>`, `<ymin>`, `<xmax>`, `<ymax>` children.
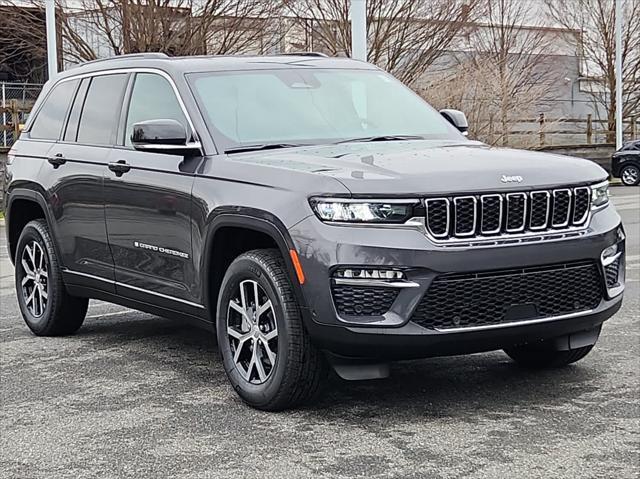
<box><xmin>21</xmin><ymin>74</ymin><xmax>129</xmax><ymax>291</ymax></box>
<box><xmin>48</xmin><ymin>73</ymin><xmax>129</xmax><ymax>291</ymax></box>
<box><xmin>104</xmin><ymin>71</ymin><xmax>200</xmax><ymax>308</ymax></box>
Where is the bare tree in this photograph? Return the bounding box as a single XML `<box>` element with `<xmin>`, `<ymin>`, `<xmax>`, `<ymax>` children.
<box><xmin>62</xmin><ymin>0</ymin><xmax>286</xmax><ymax>62</ymax></box>
<box><xmin>0</xmin><ymin>4</ymin><xmax>49</xmax><ymax>82</ymax></box>
<box><xmin>545</xmin><ymin>0</ymin><xmax>640</xmax><ymax>142</ymax></box>
<box><xmin>2</xmin><ymin>0</ymin><xmax>286</xmax><ymax>73</ymax></box>
<box><xmin>423</xmin><ymin>0</ymin><xmax>560</xmax><ymax>146</ymax></box>
<box><xmin>283</xmin><ymin>0</ymin><xmax>479</xmax><ymax>86</ymax></box>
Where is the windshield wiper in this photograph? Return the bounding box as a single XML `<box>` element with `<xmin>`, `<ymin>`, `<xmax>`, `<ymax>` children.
<box><xmin>336</xmin><ymin>135</ymin><xmax>424</xmax><ymax>144</ymax></box>
<box><xmin>225</xmin><ymin>143</ymin><xmax>305</xmax><ymax>154</ymax></box>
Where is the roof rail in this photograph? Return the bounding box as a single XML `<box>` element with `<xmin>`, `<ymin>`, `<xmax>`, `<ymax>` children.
<box><xmin>278</xmin><ymin>52</ymin><xmax>329</xmax><ymax>58</ymax></box>
<box><xmin>70</xmin><ymin>52</ymin><xmax>169</xmax><ymax>69</ymax></box>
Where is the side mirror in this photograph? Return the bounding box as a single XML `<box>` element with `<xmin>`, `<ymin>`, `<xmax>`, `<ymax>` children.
<box><xmin>440</xmin><ymin>109</ymin><xmax>469</xmax><ymax>136</ymax></box>
<box><xmin>131</xmin><ymin>119</ymin><xmax>201</xmax><ymax>156</ymax></box>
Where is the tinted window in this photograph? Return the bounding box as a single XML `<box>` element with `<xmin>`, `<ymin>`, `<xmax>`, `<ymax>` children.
<box><xmin>29</xmin><ymin>80</ymin><xmax>78</xmax><ymax>140</ymax></box>
<box><xmin>63</xmin><ymin>78</ymin><xmax>89</xmax><ymax>142</ymax></box>
<box><xmin>77</xmin><ymin>74</ymin><xmax>128</xmax><ymax>145</ymax></box>
<box><xmin>124</xmin><ymin>73</ymin><xmax>186</xmax><ymax>146</ymax></box>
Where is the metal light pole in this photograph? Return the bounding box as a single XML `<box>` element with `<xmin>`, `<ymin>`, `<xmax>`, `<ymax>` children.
<box><xmin>351</xmin><ymin>0</ymin><xmax>367</xmax><ymax>61</ymax></box>
<box><xmin>45</xmin><ymin>0</ymin><xmax>58</xmax><ymax>80</ymax></box>
<box><xmin>615</xmin><ymin>0</ymin><xmax>623</xmax><ymax>149</ymax></box>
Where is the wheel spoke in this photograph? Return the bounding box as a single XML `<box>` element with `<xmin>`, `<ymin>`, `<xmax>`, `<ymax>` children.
<box><xmin>261</xmin><ymin>338</ymin><xmax>277</xmax><ymax>366</ymax></box>
<box><xmin>252</xmin><ymin>281</ymin><xmax>260</xmax><ymax>309</ymax></box>
<box><xmin>21</xmin><ymin>275</ymin><xmax>34</xmax><ymax>287</ymax></box>
<box><xmin>40</xmin><ymin>286</ymin><xmax>48</xmax><ymax>300</ymax></box>
<box><xmin>257</xmin><ymin>299</ymin><xmax>273</xmax><ymax>318</ymax></box>
<box><xmin>239</xmin><ymin>281</ymin><xmax>249</xmax><ymax>310</ymax></box>
<box><xmin>244</xmin><ymin>348</ymin><xmax>257</xmax><ymax>381</ymax></box>
<box><xmin>35</xmin><ymin>286</ymin><xmax>42</xmax><ymax>316</ymax></box>
<box><xmin>38</xmin><ymin>245</ymin><xmax>44</xmax><ymax>270</ymax></box>
<box><xmin>255</xmin><ymin>349</ymin><xmax>268</xmax><ymax>382</ymax></box>
<box><xmin>25</xmin><ymin>288</ymin><xmax>35</xmax><ymax>307</ymax></box>
<box><xmin>21</xmin><ymin>258</ymin><xmax>35</xmax><ymax>277</ymax></box>
<box><xmin>229</xmin><ymin>300</ymin><xmax>248</xmax><ymax>320</ymax></box>
<box><xmin>233</xmin><ymin>336</ymin><xmax>250</xmax><ymax>363</ymax></box>
<box><xmin>263</xmin><ymin>329</ymin><xmax>277</xmax><ymax>341</ymax></box>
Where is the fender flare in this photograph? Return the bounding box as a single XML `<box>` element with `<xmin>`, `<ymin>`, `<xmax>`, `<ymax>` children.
<box><xmin>201</xmin><ymin>209</ymin><xmax>312</xmax><ymax>322</ymax></box>
<box><xmin>5</xmin><ymin>186</ymin><xmax>59</xmax><ymax>264</ymax></box>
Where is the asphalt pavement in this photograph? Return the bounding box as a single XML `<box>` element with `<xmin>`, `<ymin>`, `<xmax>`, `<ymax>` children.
<box><xmin>1</xmin><ymin>186</ymin><xmax>639</xmax><ymax>479</ymax></box>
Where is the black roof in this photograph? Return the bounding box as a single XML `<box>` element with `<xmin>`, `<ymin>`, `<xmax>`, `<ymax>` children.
<box><xmin>59</xmin><ymin>53</ymin><xmax>375</xmax><ymax>80</ymax></box>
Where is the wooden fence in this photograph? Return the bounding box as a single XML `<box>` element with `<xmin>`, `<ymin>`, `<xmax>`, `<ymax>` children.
<box><xmin>482</xmin><ymin>115</ymin><xmax>639</xmax><ymax>148</ymax></box>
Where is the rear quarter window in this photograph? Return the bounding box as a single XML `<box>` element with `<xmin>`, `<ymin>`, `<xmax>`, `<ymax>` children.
<box><xmin>29</xmin><ymin>80</ymin><xmax>79</xmax><ymax>140</ymax></box>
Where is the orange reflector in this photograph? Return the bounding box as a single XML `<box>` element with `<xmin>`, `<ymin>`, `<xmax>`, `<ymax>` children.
<box><xmin>289</xmin><ymin>249</ymin><xmax>305</xmax><ymax>285</ymax></box>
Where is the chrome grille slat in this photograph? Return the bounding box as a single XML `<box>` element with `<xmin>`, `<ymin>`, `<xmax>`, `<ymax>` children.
<box><xmin>480</xmin><ymin>194</ymin><xmax>502</xmax><ymax>234</ymax></box>
<box><xmin>552</xmin><ymin>189</ymin><xmax>572</xmax><ymax>227</ymax></box>
<box><xmin>424</xmin><ymin>185</ymin><xmax>593</xmax><ymax>243</ymax></box>
<box><xmin>454</xmin><ymin>196</ymin><xmax>477</xmax><ymax>237</ymax></box>
<box><xmin>506</xmin><ymin>193</ymin><xmax>527</xmax><ymax>232</ymax></box>
<box><xmin>529</xmin><ymin>191</ymin><xmax>550</xmax><ymax>230</ymax></box>
<box><xmin>572</xmin><ymin>187</ymin><xmax>590</xmax><ymax>225</ymax></box>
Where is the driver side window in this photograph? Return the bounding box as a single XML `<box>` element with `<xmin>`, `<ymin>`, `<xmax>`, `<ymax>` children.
<box><xmin>124</xmin><ymin>73</ymin><xmax>187</xmax><ymax>146</ymax></box>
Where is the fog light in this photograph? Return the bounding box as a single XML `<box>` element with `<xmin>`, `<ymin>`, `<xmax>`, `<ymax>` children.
<box><xmin>334</xmin><ymin>268</ymin><xmax>405</xmax><ymax>280</ymax></box>
<box><xmin>602</xmin><ymin>244</ymin><xmax>618</xmax><ymax>260</ymax></box>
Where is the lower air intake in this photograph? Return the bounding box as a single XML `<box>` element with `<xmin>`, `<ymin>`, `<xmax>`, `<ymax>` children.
<box><xmin>411</xmin><ymin>260</ymin><xmax>603</xmax><ymax>330</ymax></box>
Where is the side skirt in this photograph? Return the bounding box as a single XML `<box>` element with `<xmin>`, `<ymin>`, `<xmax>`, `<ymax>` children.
<box><xmin>65</xmin><ymin>283</ymin><xmax>214</xmax><ymax>332</ymax></box>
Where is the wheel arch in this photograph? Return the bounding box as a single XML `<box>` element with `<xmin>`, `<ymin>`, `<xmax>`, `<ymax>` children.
<box><xmin>6</xmin><ymin>187</ymin><xmax>57</xmax><ymax>265</ymax></box>
<box><xmin>202</xmin><ymin>210</ymin><xmax>311</xmax><ymax>324</ymax></box>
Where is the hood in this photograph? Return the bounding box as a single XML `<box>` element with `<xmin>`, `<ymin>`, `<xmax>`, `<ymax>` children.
<box><xmin>229</xmin><ymin>140</ymin><xmax>608</xmax><ymax>196</ymax></box>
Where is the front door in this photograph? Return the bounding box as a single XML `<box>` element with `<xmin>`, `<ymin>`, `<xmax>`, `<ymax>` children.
<box><xmin>103</xmin><ymin>72</ymin><xmax>200</xmax><ymax>307</ymax></box>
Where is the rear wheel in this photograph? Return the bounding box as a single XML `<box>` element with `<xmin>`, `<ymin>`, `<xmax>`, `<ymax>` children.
<box><xmin>620</xmin><ymin>164</ymin><xmax>640</xmax><ymax>186</ymax></box>
<box><xmin>216</xmin><ymin>249</ymin><xmax>328</xmax><ymax>411</ymax></box>
<box><xmin>504</xmin><ymin>344</ymin><xmax>594</xmax><ymax>369</ymax></box>
<box><xmin>15</xmin><ymin>219</ymin><xmax>88</xmax><ymax>336</ymax></box>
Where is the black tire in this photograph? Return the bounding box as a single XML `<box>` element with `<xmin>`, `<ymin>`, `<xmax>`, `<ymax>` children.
<box><xmin>504</xmin><ymin>344</ymin><xmax>594</xmax><ymax>369</ymax></box>
<box><xmin>14</xmin><ymin>219</ymin><xmax>89</xmax><ymax>336</ymax></box>
<box><xmin>620</xmin><ymin>164</ymin><xmax>640</xmax><ymax>186</ymax></box>
<box><xmin>216</xmin><ymin>249</ymin><xmax>328</xmax><ymax>411</ymax></box>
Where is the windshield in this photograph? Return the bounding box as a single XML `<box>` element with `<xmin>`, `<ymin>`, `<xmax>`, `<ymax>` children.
<box><xmin>187</xmin><ymin>68</ymin><xmax>463</xmax><ymax>151</ymax></box>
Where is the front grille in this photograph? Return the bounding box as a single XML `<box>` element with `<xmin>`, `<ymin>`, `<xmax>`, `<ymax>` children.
<box><xmin>425</xmin><ymin>186</ymin><xmax>592</xmax><ymax>241</ymax></box>
<box><xmin>331</xmin><ymin>285</ymin><xmax>398</xmax><ymax>316</ymax></box>
<box><xmin>411</xmin><ymin>260</ymin><xmax>603</xmax><ymax>330</ymax></box>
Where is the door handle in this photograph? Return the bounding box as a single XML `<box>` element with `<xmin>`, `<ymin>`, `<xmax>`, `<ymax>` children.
<box><xmin>108</xmin><ymin>160</ymin><xmax>131</xmax><ymax>177</ymax></box>
<box><xmin>47</xmin><ymin>153</ymin><xmax>66</xmax><ymax>168</ymax></box>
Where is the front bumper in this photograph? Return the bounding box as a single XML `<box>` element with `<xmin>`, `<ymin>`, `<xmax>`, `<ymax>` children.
<box><xmin>289</xmin><ymin>203</ymin><xmax>625</xmax><ymax>359</ymax></box>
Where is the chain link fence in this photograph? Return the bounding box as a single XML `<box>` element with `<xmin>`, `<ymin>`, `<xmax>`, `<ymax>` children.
<box><xmin>1</xmin><ymin>82</ymin><xmax>43</xmax><ymax>148</ymax></box>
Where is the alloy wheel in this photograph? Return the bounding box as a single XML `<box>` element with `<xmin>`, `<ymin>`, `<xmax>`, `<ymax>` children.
<box><xmin>227</xmin><ymin>279</ymin><xmax>278</xmax><ymax>384</ymax></box>
<box><xmin>621</xmin><ymin>166</ymin><xmax>639</xmax><ymax>185</ymax></box>
<box><xmin>20</xmin><ymin>240</ymin><xmax>49</xmax><ymax>318</ymax></box>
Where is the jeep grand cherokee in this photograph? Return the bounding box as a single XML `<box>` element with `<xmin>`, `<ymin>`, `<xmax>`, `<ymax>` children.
<box><xmin>4</xmin><ymin>53</ymin><xmax>625</xmax><ymax>410</ymax></box>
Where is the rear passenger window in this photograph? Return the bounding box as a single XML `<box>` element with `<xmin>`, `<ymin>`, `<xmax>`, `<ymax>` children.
<box><xmin>77</xmin><ymin>74</ymin><xmax>128</xmax><ymax>145</ymax></box>
<box><xmin>124</xmin><ymin>73</ymin><xmax>187</xmax><ymax>146</ymax></box>
<box><xmin>29</xmin><ymin>80</ymin><xmax>78</xmax><ymax>140</ymax></box>
<box><xmin>63</xmin><ymin>78</ymin><xmax>89</xmax><ymax>142</ymax></box>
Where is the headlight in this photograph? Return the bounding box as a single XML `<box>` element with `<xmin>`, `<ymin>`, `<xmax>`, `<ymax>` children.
<box><xmin>591</xmin><ymin>181</ymin><xmax>609</xmax><ymax>208</ymax></box>
<box><xmin>310</xmin><ymin>198</ymin><xmax>417</xmax><ymax>223</ymax></box>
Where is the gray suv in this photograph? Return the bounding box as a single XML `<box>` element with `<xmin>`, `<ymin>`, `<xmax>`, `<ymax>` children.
<box><xmin>4</xmin><ymin>53</ymin><xmax>625</xmax><ymax>410</ymax></box>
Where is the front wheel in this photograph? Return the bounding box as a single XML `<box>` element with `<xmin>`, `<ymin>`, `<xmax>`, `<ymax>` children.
<box><xmin>216</xmin><ymin>249</ymin><xmax>328</xmax><ymax>411</ymax></box>
<box><xmin>620</xmin><ymin>164</ymin><xmax>640</xmax><ymax>186</ymax></box>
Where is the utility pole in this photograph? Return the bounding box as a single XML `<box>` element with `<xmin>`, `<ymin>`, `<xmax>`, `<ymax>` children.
<box><xmin>45</xmin><ymin>0</ymin><xmax>58</xmax><ymax>80</ymax></box>
<box><xmin>615</xmin><ymin>0</ymin><xmax>623</xmax><ymax>149</ymax></box>
<box><xmin>351</xmin><ymin>0</ymin><xmax>367</xmax><ymax>61</ymax></box>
